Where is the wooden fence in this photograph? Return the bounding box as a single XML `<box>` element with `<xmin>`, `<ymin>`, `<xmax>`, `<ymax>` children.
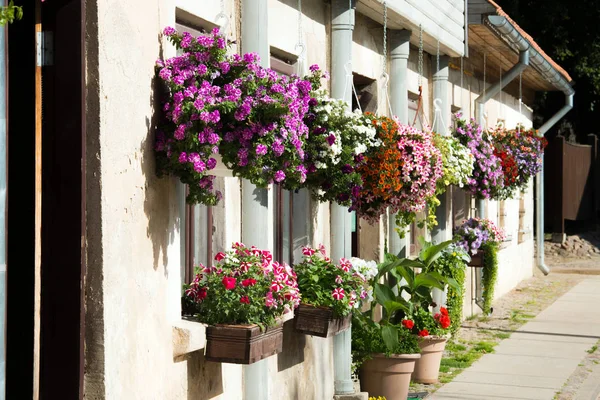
<box><xmin>545</xmin><ymin>134</ymin><xmax>599</xmax><ymax>240</ymax></box>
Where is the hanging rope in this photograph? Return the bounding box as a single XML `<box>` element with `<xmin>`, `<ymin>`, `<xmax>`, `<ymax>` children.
<box><xmin>295</xmin><ymin>0</ymin><xmax>306</xmax><ymax>75</ymax></box>
<box><xmin>215</xmin><ymin>0</ymin><xmax>229</xmax><ymax>35</ymax></box>
<box><xmin>498</xmin><ymin>65</ymin><xmax>503</xmax><ymax>125</ymax></box>
<box><xmin>482</xmin><ymin>53</ymin><xmax>488</xmax><ymax>129</ymax></box>
<box><xmin>412</xmin><ymin>24</ymin><xmax>429</xmax><ymax>128</ymax></box>
<box><xmin>342</xmin><ymin>61</ymin><xmax>363</xmax><ymax>112</ymax></box>
<box><xmin>381</xmin><ymin>1</ymin><xmax>394</xmax><ymax>116</ymax></box>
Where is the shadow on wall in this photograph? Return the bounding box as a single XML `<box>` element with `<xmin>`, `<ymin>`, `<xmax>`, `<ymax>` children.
<box><xmin>183</xmin><ymin>351</ymin><xmax>225</xmax><ymax>400</ymax></box>
<box><xmin>141</xmin><ymin>35</ymin><xmax>180</xmax><ymax>274</ymax></box>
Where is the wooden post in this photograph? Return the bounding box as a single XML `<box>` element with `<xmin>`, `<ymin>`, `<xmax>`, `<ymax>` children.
<box><xmin>553</xmin><ymin>136</ymin><xmax>565</xmax><ymax>242</ymax></box>
<box><xmin>587</xmin><ymin>134</ymin><xmax>598</xmax><ymax>224</ymax></box>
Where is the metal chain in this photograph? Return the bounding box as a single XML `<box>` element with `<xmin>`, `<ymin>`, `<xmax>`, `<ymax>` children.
<box><xmin>298</xmin><ymin>0</ymin><xmax>303</xmax><ymax>45</ymax></box>
<box><xmin>483</xmin><ymin>53</ymin><xmax>487</xmax><ymax>104</ymax></box>
<box><xmin>216</xmin><ymin>0</ymin><xmax>228</xmax><ymax>35</ymax></box>
<box><xmin>518</xmin><ymin>72</ymin><xmax>523</xmax><ymax>133</ymax></box>
<box><xmin>436</xmin><ymin>40</ymin><xmax>440</xmax><ymax>73</ymax></box>
<box><xmin>382</xmin><ymin>1</ymin><xmax>387</xmax><ymax>74</ymax></box>
<box><xmin>499</xmin><ymin>65</ymin><xmax>502</xmax><ymax>119</ymax></box>
<box><xmin>418</xmin><ymin>24</ymin><xmax>424</xmax><ymax>86</ymax></box>
<box><xmin>460</xmin><ymin>56</ymin><xmax>464</xmax><ymax>111</ymax></box>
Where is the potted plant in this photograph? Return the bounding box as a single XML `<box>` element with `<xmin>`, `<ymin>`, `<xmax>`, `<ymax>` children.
<box><xmin>352</xmin><ymin>315</ymin><xmax>421</xmax><ymax>400</ymax></box>
<box><xmin>292</xmin><ymin>246</ymin><xmax>376</xmax><ymax>337</ymax></box>
<box><xmin>183</xmin><ymin>242</ymin><xmax>300</xmax><ymax>364</ymax></box>
<box><xmin>352</xmin><ymin>240</ymin><xmax>459</xmax><ymax>399</ymax></box>
<box><xmin>454</xmin><ymin>218</ymin><xmax>505</xmax><ymax>313</ymax></box>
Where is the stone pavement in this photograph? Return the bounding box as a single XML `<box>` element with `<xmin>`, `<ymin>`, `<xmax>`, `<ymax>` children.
<box><xmin>428</xmin><ymin>277</ymin><xmax>600</xmax><ymax>400</ymax></box>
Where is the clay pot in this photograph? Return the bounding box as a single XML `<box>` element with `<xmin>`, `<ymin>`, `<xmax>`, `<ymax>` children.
<box><xmin>412</xmin><ymin>337</ymin><xmax>448</xmax><ymax>384</ymax></box>
<box><xmin>359</xmin><ymin>353</ymin><xmax>421</xmax><ymax>400</ymax></box>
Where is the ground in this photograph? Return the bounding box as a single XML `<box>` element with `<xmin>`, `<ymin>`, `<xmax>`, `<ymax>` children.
<box><xmin>411</xmin><ymin>238</ymin><xmax>600</xmax><ymax>399</ymax></box>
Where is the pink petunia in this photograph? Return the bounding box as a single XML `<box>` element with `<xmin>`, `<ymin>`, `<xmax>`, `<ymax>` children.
<box><xmin>332</xmin><ymin>288</ymin><xmax>345</xmax><ymax>301</ymax></box>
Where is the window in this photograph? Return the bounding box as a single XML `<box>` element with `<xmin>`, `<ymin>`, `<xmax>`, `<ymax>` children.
<box><xmin>176</xmin><ymin>20</ymin><xmax>216</xmax><ymax>284</ymax></box>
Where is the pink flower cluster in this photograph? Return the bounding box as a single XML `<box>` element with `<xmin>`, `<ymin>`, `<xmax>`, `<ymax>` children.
<box><xmin>184</xmin><ymin>242</ymin><xmax>300</xmax><ymax>326</ymax></box>
<box><xmin>156</xmin><ymin>27</ymin><xmax>315</xmax><ymax>205</ymax></box>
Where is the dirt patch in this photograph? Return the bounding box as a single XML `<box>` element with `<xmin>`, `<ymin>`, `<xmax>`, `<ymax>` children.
<box><xmin>411</xmin><ymin>269</ymin><xmax>587</xmax><ymax>396</ymax></box>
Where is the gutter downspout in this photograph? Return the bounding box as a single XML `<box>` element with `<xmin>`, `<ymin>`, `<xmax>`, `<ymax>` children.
<box><xmin>535</xmin><ymin>93</ymin><xmax>574</xmax><ymax>275</ymax></box>
<box><xmin>474</xmin><ymin>49</ymin><xmax>530</xmax><ymax>219</ymax></box>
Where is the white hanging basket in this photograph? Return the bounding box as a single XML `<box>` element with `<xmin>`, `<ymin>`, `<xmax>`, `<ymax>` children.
<box><xmin>210</xmin><ymin>153</ymin><xmax>234</xmax><ymax>177</ymax></box>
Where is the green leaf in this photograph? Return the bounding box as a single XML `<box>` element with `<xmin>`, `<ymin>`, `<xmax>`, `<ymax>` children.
<box><xmin>397</xmin><ymin>258</ymin><xmax>425</xmax><ymax>269</ymax></box>
<box><xmin>414</xmin><ymin>274</ymin><xmax>446</xmax><ymax>291</ymax></box>
<box><xmin>421</xmin><ymin>240</ymin><xmax>454</xmax><ymax>268</ymax></box>
<box><xmin>383</xmin><ymin>300</ymin><xmax>410</xmax><ymax>315</ymax></box>
<box><xmin>374</xmin><ymin>283</ymin><xmax>396</xmax><ymax>306</ymax></box>
<box><xmin>376</xmin><ymin>258</ymin><xmax>400</xmax><ymax>280</ymax></box>
<box><xmin>381</xmin><ymin>324</ymin><xmax>398</xmax><ymax>352</ymax></box>
<box><xmin>394</xmin><ymin>265</ymin><xmax>416</xmax><ymax>287</ymax></box>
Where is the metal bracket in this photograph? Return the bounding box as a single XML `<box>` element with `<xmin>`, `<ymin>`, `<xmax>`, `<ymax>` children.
<box><xmin>36</xmin><ymin>31</ymin><xmax>54</xmax><ymax>67</ymax></box>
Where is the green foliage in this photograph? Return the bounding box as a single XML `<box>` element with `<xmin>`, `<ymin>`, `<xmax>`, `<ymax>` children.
<box><xmin>481</xmin><ymin>242</ymin><xmax>499</xmax><ymax>314</ymax></box>
<box><xmin>0</xmin><ymin>1</ymin><xmax>23</xmax><ymax>26</ymax></box>
<box><xmin>351</xmin><ymin>313</ymin><xmax>420</xmax><ymax>371</ymax></box>
<box><xmin>425</xmin><ymin>246</ymin><xmax>469</xmax><ymax>334</ymax></box>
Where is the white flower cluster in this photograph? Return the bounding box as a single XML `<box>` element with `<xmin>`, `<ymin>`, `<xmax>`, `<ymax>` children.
<box><xmin>349</xmin><ymin>257</ymin><xmax>378</xmax><ymax>281</ymax></box>
<box><xmin>439</xmin><ymin>136</ymin><xmax>474</xmax><ymax>188</ymax></box>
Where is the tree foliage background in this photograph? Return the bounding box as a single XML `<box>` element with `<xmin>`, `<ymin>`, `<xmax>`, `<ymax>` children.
<box><xmin>496</xmin><ymin>0</ymin><xmax>600</xmax><ymax>140</ymax></box>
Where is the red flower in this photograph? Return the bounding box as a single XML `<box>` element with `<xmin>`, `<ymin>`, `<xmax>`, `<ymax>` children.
<box><xmin>242</xmin><ymin>278</ymin><xmax>257</xmax><ymax>287</ymax></box>
<box><xmin>440</xmin><ymin>307</ymin><xmax>448</xmax><ymax>316</ymax></box>
<box><xmin>240</xmin><ymin>295</ymin><xmax>250</xmax><ymax>304</ymax></box>
<box><xmin>222</xmin><ymin>276</ymin><xmax>237</xmax><ymax>290</ymax></box>
<box><xmin>402</xmin><ymin>319</ymin><xmax>415</xmax><ymax>329</ymax></box>
<box><xmin>439</xmin><ymin>315</ymin><xmax>451</xmax><ymax>329</ymax></box>
<box><xmin>215</xmin><ymin>252</ymin><xmax>226</xmax><ymax>261</ymax></box>
<box><xmin>197</xmin><ymin>287</ymin><xmax>208</xmax><ymax>300</ymax></box>
<box><xmin>418</xmin><ymin>329</ymin><xmax>429</xmax><ymax>337</ymax></box>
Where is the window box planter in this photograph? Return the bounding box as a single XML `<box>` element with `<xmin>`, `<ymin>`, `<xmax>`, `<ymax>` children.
<box><xmin>293</xmin><ymin>303</ymin><xmax>351</xmax><ymax>338</ymax></box>
<box><xmin>205</xmin><ymin>321</ymin><xmax>284</xmax><ymax>364</ymax></box>
<box><xmin>468</xmin><ymin>250</ymin><xmax>484</xmax><ymax>268</ymax></box>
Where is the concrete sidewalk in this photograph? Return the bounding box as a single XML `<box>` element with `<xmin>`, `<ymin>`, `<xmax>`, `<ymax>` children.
<box><xmin>429</xmin><ymin>277</ymin><xmax>600</xmax><ymax>400</ymax></box>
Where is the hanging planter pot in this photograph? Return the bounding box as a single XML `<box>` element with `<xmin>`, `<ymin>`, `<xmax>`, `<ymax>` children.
<box><xmin>468</xmin><ymin>250</ymin><xmax>485</xmax><ymax>268</ymax></box>
<box><xmin>294</xmin><ymin>303</ymin><xmax>351</xmax><ymax>338</ymax></box>
<box><xmin>205</xmin><ymin>321</ymin><xmax>284</xmax><ymax>364</ymax></box>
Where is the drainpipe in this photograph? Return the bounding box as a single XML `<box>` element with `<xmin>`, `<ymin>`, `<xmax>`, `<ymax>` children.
<box><xmin>241</xmin><ymin>0</ymin><xmax>270</xmax><ymax>398</ymax></box>
<box><xmin>388</xmin><ymin>29</ymin><xmax>411</xmax><ymax>257</ymax></box>
<box><xmin>331</xmin><ymin>0</ymin><xmax>355</xmax><ymax>395</ymax></box>
<box><xmin>474</xmin><ymin>49</ymin><xmax>530</xmax><ymax>218</ymax></box>
<box><xmin>535</xmin><ymin>93</ymin><xmax>574</xmax><ymax>275</ymax></box>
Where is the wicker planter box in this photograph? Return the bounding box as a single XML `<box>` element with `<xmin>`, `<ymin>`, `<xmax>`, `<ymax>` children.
<box><xmin>205</xmin><ymin>321</ymin><xmax>283</xmax><ymax>364</ymax></box>
<box><xmin>294</xmin><ymin>303</ymin><xmax>351</xmax><ymax>338</ymax></box>
<box><xmin>468</xmin><ymin>250</ymin><xmax>484</xmax><ymax>268</ymax></box>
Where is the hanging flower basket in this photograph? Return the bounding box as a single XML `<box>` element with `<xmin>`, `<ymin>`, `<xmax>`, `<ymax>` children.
<box><xmin>352</xmin><ymin>115</ymin><xmax>442</xmax><ymax>231</ymax></box>
<box><xmin>205</xmin><ymin>321</ymin><xmax>284</xmax><ymax>364</ymax></box>
<box><xmin>294</xmin><ymin>303</ymin><xmax>351</xmax><ymax>337</ymax></box>
<box><xmin>467</xmin><ymin>250</ymin><xmax>484</xmax><ymax>268</ymax></box>
<box><xmin>301</xmin><ymin>66</ymin><xmax>380</xmax><ymax>206</ymax></box>
<box><xmin>155</xmin><ymin>27</ymin><xmax>316</xmax><ymax>205</ymax></box>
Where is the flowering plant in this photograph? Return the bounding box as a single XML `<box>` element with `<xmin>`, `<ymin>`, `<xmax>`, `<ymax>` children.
<box><xmin>454</xmin><ymin>218</ymin><xmax>505</xmax><ymax>255</ymax></box>
<box><xmin>156</xmin><ymin>27</ymin><xmax>314</xmax><ymax>205</ymax></box>
<box><xmin>402</xmin><ymin>306</ymin><xmax>451</xmax><ymax>338</ymax></box>
<box><xmin>452</xmin><ymin>115</ymin><xmax>504</xmax><ymax>200</ymax></box>
<box><xmin>434</xmin><ymin>134</ymin><xmax>474</xmax><ymax>190</ymax></box>
<box><xmin>302</xmin><ymin>67</ymin><xmax>380</xmax><ymax>206</ymax></box>
<box><xmin>490</xmin><ymin>125</ymin><xmax>547</xmax><ymax>199</ymax></box>
<box><xmin>183</xmin><ymin>243</ymin><xmax>300</xmax><ymax>327</ymax></box>
<box><xmin>293</xmin><ymin>246</ymin><xmax>374</xmax><ymax>317</ymax></box>
<box><xmin>352</xmin><ymin>116</ymin><xmax>443</xmax><ymax>228</ymax></box>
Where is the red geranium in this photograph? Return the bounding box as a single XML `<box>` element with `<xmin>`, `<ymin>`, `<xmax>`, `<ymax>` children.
<box><xmin>242</xmin><ymin>278</ymin><xmax>257</xmax><ymax>287</ymax></box>
<box><xmin>222</xmin><ymin>276</ymin><xmax>237</xmax><ymax>290</ymax></box>
<box><xmin>434</xmin><ymin>311</ymin><xmax>451</xmax><ymax>329</ymax></box>
<box><xmin>402</xmin><ymin>319</ymin><xmax>415</xmax><ymax>329</ymax></box>
<box><xmin>440</xmin><ymin>307</ymin><xmax>448</xmax><ymax>316</ymax></box>
<box><xmin>418</xmin><ymin>329</ymin><xmax>429</xmax><ymax>337</ymax></box>
<box><xmin>240</xmin><ymin>295</ymin><xmax>250</xmax><ymax>304</ymax></box>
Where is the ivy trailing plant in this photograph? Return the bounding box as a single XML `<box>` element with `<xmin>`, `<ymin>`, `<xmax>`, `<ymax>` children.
<box><xmin>0</xmin><ymin>1</ymin><xmax>23</xmax><ymax>26</ymax></box>
<box><xmin>425</xmin><ymin>243</ymin><xmax>470</xmax><ymax>334</ymax></box>
<box><xmin>480</xmin><ymin>242</ymin><xmax>499</xmax><ymax>314</ymax></box>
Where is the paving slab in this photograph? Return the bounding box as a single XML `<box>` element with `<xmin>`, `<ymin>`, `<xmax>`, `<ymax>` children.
<box><xmin>428</xmin><ymin>277</ymin><xmax>600</xmax><ymax>400</ymax></box>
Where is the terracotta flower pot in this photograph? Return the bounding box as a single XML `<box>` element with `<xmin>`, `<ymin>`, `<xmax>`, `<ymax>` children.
<box><xmin>412</xmin><ymin>337</ymin><xmax>448</xmax><ymax>384</ymax></box>
<box><xmin>359</xmin><ymin>353</ymin><xmax>421</xmax><ymax>400</ymax></box>
<box><xmin>294</xmin><ymin>303</ymin><xmax>351</xmax><ymax>337</ymax></box>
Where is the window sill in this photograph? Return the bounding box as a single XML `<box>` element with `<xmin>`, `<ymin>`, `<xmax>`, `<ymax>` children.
<box><xmin>172</xmin><ymin>318</ymin><xmax>207</xmax><ymax>358</ymax></box>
